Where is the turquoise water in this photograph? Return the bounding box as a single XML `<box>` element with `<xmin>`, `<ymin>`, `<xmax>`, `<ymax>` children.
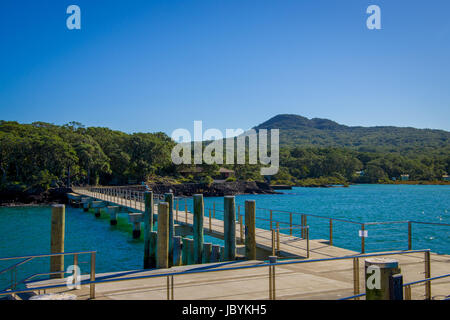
<box><xmin>201</xmin><ymin>184</ymin><xmax>450</xmax><ymax>254</ymax></box>
<box><xmin>0</xmin><ymin>184</ymin><xmax>449</xmax><ymax>290</ymax></box>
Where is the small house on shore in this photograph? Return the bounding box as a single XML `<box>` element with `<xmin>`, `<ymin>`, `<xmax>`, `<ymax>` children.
<box><xmin>400</xmin><ymin>174</ymin><xmax>410</xmax><ymax>181</ymax></box>
<box><xmin>443</xmin><ymin>175</ymin><xmax>450</xmax><ymax>181</ymax></box>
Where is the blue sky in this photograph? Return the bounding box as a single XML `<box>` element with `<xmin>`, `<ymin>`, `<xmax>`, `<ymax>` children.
<box><xmin>1</xmin><ymin>0</ymin><xmax>449</xmax><ymax>135</ymax></box>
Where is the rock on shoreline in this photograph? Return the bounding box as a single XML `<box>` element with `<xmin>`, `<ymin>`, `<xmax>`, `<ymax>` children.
<box><xmin>148</xmin><ymin>181</ymin><xmax>279</xmax><ymax>197</ymax></box>
<box><xmin>0</xmin><ymin>187</ymin><xmax>71</xmax><ymax>206</ymax></box>
<box><xmin>0</xmin><ymin>181</ymin><xmax>278</xmax><ymax>206</ymax></box>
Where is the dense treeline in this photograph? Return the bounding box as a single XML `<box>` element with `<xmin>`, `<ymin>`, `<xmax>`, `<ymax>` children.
<box><xmin>0</xmin><ymin>120</ymin><xmax>449</xmax><ymax>192</ymax></box>
<box><xmin>0</xmin><ymin>121</ymin><xmax>175</xmax><ymax>191</ymax></box>
<box><xmin>269</xmin><ymin>147</ymin><xmax>450</xmax><ymax>185</ymax></box>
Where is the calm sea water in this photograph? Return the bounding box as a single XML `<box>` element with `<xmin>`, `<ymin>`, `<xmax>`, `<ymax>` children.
<box><xmin>0</xmin><ymin>184</ymin><xmax>448</xmax><ymax>290</ymax></box>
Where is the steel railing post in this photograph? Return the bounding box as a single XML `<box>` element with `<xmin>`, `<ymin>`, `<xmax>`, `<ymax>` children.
<box><xmin>329</xmin><ymin>219</ymin><xmax>333</xmax><ymax>246</ymax></box>
<box><xmin>276</xmin><ymin>222</ymin><xmax>280</xmax><ymax>255</ymax></box>
<box><xmin>353</xmin><ymin>257</ymin><xmax>360</xmax><ymax>300</ymax></box>
<box><xmin>73</xmin><ymin>254</ymin><xmax>79</xmax><ymax>287</ymax></box>
<box><xmin>408</xmin><ymin>221</ymin><xmax>412</xmax><ymax>250</ymax></box>
<box><xmin>425</xmin><ymin>250</ymin><xmax>431</xmax><ymax>299</ymax></box>
<box><xmin>90</xmin><ymin>252</ymin><xmax>96</xmax><ymax>299</ymax></box>
<box><xmin>404</xmin><ymin>285</ymin><xmax>412</xmax><ymax>300</ymax></box>
<box><xmin>289</xmin><ymin>213</ymin><xmax>293</xmax><ymax>236</ymax></box>
<box><xmin>361</xmin><ymin>224</ymin><xmax>365</xmax><ymax>254</ymax></box>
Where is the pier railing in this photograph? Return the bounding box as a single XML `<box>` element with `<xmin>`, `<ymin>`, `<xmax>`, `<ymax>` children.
<box><xmin>72</xmin><ymin>186</ymin><xmax>450</xmax><ymax>255</ymax></box>
<box><xmin>0</xmin><ymin>251</ymin><xmax>96</xmax><ymax>299</ymax></box>
<box><xmin>0</xmin><ymin>249</ymin><xmax>439</xmax><ymax>300</ymax></box>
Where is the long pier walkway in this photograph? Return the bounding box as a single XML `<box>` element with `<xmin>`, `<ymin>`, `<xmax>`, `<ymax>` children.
<box><xmin>73</xmin><ymin>188</ymin><xmax>355</xmax><ymax>260</ymax></box>
<box><xmin>23</xmin><ymin>188</ymin><xmax>449</xmax><ymax>300</ymax></box>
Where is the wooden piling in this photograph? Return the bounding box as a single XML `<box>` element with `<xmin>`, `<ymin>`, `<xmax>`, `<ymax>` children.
<box><xmin>219</xmin><ymin>246</ymin><xmax>225</xmax><ymax>262</ymax></box>
<box><xmin>203</xmin><ymin>243</ymin><xmax>212</xmax><ymax>263</ymax></box>
<box><xmin>182</xmin><ymin>237</ymin><xmax>189</xmax><ymax>265</ymax></box>
<box><xmin>173</xmin><ymin>236</ymin><xmax>182</xmax><ymax>266</ymax></box>
<box><xmin>50</xmin><ymin>204</ymin><xmax>65</xmax><ymax>279</ymax></box>
<box><xmin>184</xmin><ymin>238</ymin><xmax>194</xmax><ymax>265</ymax></box>
<box><xmin>107</xmin><ymin>206</ymin><xmax>119</xmax><ymax>225</ymax></box>
<box><xmin>211</xmin><ymin>245</ymin><xmax>220</xmax><ymax>262</ymax></box>
<box><xmin>245</xmin><ymin>200</ymin><xmax>256</xmax><ymax>260</ymax></box>
<box><xmin>193</xmin><ymin>194</ymin><xmax>204</xmax><ymax>264</ymax></box>
<box><xmin>224</xmin><ymin>196</ymin><xmax>236</xmax><ymax>261</ymax></box>
<box><xmin>148</xmin><ymin>231</ymin><xmax>157</xmax><ymax>268</ymax></box>
<box><xmin>165</xmin><ymin>193</ymin><xmax>174</xmax><ymax>267</ymax></box>
<box><xmin>157</xmin><ymin>202</ymin><xmax>170</xmax><ymax>269</ymax></box>
<box><xmin>143</xmin><ymin>191</ymin><xmax>154</xmax><ymax>269</ymax></box>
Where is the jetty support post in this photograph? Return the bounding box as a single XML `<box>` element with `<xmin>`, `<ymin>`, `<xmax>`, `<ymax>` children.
<box><xmin>211</xmin><ymin>245</ymin><xmax>220</xmax><ymax>262</ymax></box>
<box><xmin>365</xmin><ymin>258</ymin><xmax>400</xmax><ymax>300</ymax></box>
<box><xmin>203</xmin><ymin>243</ymin><xmax>212</xmax><ymax>263</ymax></box>
<box><xmin>245</xmin><ymin>200</ymin><xmax>256</xmax><ymax>260</ymax></box>
<box><xmin>181</xmin><ymin>237</ymin><xmax>189</xmax><ymax>265</ymax></box>
<box><xmin>50</xmin><ymin>204</ymin><xmax>65</xmax><ymax>279</ymax></box>
<box><xmin>157</xmin><ymin>202</ymin><xmax>170</xmax><ymax>269</ymax></box>
<box><xmin>143</xmin><ymin>191</ymin><xmax>154</xmax><ymax>269</ymax></box>
<box><xmin>164</xmin><ymin>193</ymin><xmax>175</xmax><ymax>267</ymax></box>
<box><xmin>219</xmin><ymin>246</ymin><xmax>224</xmax><ymax>262</ymax></box>
<box><xmin>173</xmin><ymin>236</ymin><xmax>182</xmax><ymax>266</ymax></box>
<box><xmin>224</xmin><ymin>196</ymin><xmax>236</xmax><ymax>261</ymax></box>
<box><xmin>81</xmin><ymin>197</ymin><xmax>91</xmax><ymax>212</ymax></box>
<box><xmin>128</xmin><ymin>213</ymin><xmax>142</xmax><ymax>239</ymax></box>
<box><xmin>239</xmin><ymin>214</ymin><xmax>244</xmax><ymax>244</ymax></box>
<box><xmin>107</xmin><ymin>206</ymin><xmax>119</xmax><ymax>225</ymax></box>
<box><xmin>193</xmin><ymin>194</ymin><xmax>204</xmax><ymax>264</ymax></box>
<box><xmin>83</xmin><ymin>201</ymin><xmax>90</xmax><ymax>212</ymax></box>
<box><xmin>184</xmin><ymin>238</ymin><xmax>194</xmax><ymax>265</ymax></box>
<box><xmin>147</xmin><ymin>231</ymin><xmax>157</xmax><ymax>268</ymax></box>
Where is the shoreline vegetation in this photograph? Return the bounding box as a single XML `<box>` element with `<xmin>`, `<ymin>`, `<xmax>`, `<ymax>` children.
<box><xmin>0</xmin><ymin>119</ymin><xmax>449</xmax><ymax>206</ymax></box>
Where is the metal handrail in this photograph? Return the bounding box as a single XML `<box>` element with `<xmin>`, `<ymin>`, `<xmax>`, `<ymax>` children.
<box><xmin>404</xmin><ymin>273</ymin><xmax>450</xmax><ymax>287</ymax></box>
<box><xmin>341</xmin><ymin>272</ymin><xmax>450</xmax><ymax>300</ymax></box>
<box><xmin>0</xmin><ymin>251</ymin><xmax>96</xmax><ymax>298</ymax></box>
<box><xmin>0</xmin><ymin>251</ymin><xmax>96</xmax><ymax>262</ymax></box>
<box><xmin>0</xmin><ymin>249</ymin><xmax>432</xmax><ymax>299</ymax></box>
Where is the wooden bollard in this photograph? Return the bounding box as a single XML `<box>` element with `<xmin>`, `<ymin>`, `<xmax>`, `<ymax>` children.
<box><xmin>50</xmin><ymin>204</ymin><xmax>65</xmax><ymax>279</ymax></box>
<box><xmin>143</xmin><ymin>191</ymin><xmax>154</xmax><ymax>269</ymax></box>
<box><xmin>245</xmin><ymin>200</ymin><xmax>256</xmax><ymax>260</ymax></box>
<box><xmin>128</xmin><ymin>213</ymin><xmax>142</xmax><ymax>239</ymax></box>
<box><xmin>211</xmin><ymin>245</ymin><xmax>220</xmax><ymax>262</ymax></box>
<box><xmin>173</xmin><ymin>236</ymin><xmax>182</xmax><ymax>266</ymax></box>
<box><xmin>224</xmin><ymin>196</ymin><xmax>236</xmax><ymax>261</ymax></box>
<box><xmin>183</xmin><ymin>238</ymin><xmax>194</xmax><ymax>265</ymax></box>
<box><xmin>157</xmin><ymin>202</ymin><xmax>169</xmax><ymax>269</ymax></box>
<box><xmin>164</xmin><ymin>193</ymin><xmax>175</xmax><ymax>267</ymax></box>
<box><xmin>193</xmin><ymin>194</ymin><xmax>204</xmax><ymax>264</ymax></box>
<box><xmin>107</xmin><ymin>206</ymin><xmax>119</xmax><ymax>225</ymax></box>
<box><xmin>181</xmin><ymin>237</ymin><xmax>190</xmax><ymax>265</ymax></box>
<box><xmin>365</xmin><ymin>258</ymin><xmax>400</xmax><ymax>300</ymax></box>
<box><xmin>148</xmin><ymin>231</ymin><xmax>157</xmax><ymax>268</ymax></box>
<box><xmin>219</xmin><ymin>246</ymin><xmax>225</xmax><ymax>262</ymax></box>
<box><xmin>203</xmin><ymin>243</ymin><xmax>212</xmax><ymax>263</ymax></box>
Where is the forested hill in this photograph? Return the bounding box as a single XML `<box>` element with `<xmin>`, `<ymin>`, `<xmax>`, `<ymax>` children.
<box><xmin>254</xmin><ymin>114</ymin><xmax>450</xmax><ymax>153</ymax></box>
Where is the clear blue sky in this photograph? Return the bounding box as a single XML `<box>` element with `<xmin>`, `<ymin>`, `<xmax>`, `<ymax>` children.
<box><xmin>1</xmin><ymin>0</ymin><xmax>449</xmax><ymax>135</ymax></box>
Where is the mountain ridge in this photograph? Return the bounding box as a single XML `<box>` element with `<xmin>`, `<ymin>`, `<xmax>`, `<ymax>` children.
<box><xmin>253</xmin><ymin>114</ymin><xmax>450</xmax><ymax>152</ymax></box>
